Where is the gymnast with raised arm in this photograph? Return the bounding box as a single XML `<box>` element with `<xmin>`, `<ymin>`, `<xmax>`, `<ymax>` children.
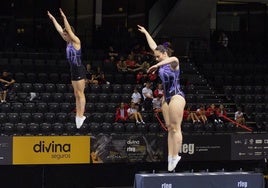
<box><xmin>48</xmin><ymin>9</ymin><xmax>86</xmax><ymax>128</ymax></box>
<box><xmin>138</xmin><ymin>25</ymin><xmax>186</xmax><ymax>172</ymax></box>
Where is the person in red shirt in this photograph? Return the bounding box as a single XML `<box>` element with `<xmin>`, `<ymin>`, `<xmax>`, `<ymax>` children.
<box><xmin>115</xmin><ymin>102</ymin><xmax>129</xmax><ymax>123</ymax></box>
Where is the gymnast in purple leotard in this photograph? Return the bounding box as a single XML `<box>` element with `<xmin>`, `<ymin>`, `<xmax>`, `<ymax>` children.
<box><xmin>48</xmin><ymin>8</ymin><xmax>86</xmax><ymax>129</ymax></box>
<box><xmin>138</xmin><ymin>25</ymin><xmax>186</xmax><ymax>172</ymax></box>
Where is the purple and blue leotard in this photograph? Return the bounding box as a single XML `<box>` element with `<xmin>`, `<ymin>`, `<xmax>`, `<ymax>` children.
<box><xmin>158</xmin><ymin>64</ymin><xmax>185</xmax><ymax>104</ymax></box>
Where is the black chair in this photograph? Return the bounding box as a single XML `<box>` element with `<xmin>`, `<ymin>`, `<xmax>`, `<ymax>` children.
<box><xmin>90</xmin><ymin>84</ymin><xmax>101</xmax><ymax>93</ymax></box>
<box><xmin>16</xmin><ymin>92</ymin><xmax>28</xmax><ymax>102</ymax></box>
<box><xmin>56</xmin><ymin>113</ymin><xmax>68</xmax><ymax>123</ymax></box>
<box><xmin>0</xmin><ymin>103</ymin><xmax>11</xmax><ymax>113</ymax></box>
<box><xmin>60</xmin><ymin>73</ymin><xmax>70</xmax><ymax>84</ymax></box>
<box><xmin>32</xmin><ymin>113</ymin><xmax>44</xmax><ymax>124</ymax></box>
<box><xmin>12</xmin><ymin>102</ymin><xmax>24</xmax><ymax>113</ymax></box>
<box><xmin>244</xmin><ymin>86</ymin><xmax>254</xmax><ymax>94</ymax></box>
<box><xmin>40</xmin><ymin>123</ymin><xmax>52</xmax><ymax>135</ymax></box>
<box><xmin>106</xmin><ymin>102</ymin><xmax>118</xmax><ymax>113</ymax></box>
<box><xmin>0</xmin><ymin>113</ymin><xmax>7</xmax><ymax>123</ymax></box>
<box><xmin>104</xmin><ymin>113</ymin><xmax>115</xmax><ymax>123</ymax></box>
<box><xmin>49</xmin><ymin>73</ymin><xmax>60</xmax><ymax>83</ymax></box>
<box><xmin>255</xmin><ymin>95</ymin><xmax>264</xmax><ymax>103</ymax></box>
<box><xmin>148</xmin><ymin>123</ymin><xmax>160</xmax><ymax>133</ymax></box>
<box><xmin>2</xmin><ymin>123</ymin><xmax>15</xmax><ymax>135</ymax></box>
<box><xmin>244</xmin><ymin>95</ymin><xmax>254</xmax><ymax>103</ymax></box>
<box><xmin>16</xmin><ymin>123</ymin><xmax>27</xmax><ymax>135</ymax></box>
<box><xmin>21</xmin><ymin>83</ymin><xmax>33</xmax><ymax>93</ymax></box>
<box><xmin>48</xmin><ymin>103</ymin><xmax>60</xmax><ymax>113</ymax></box>
<box><xmin>101</xmin><ymin>122</ymin><xmax>113</xmax><ymax>133</ymax></box>
<box><xmin>45</xmin><ymin>83</ymin><xmax>56</xmax><ymax>92</ymax></box>
<box><xmin>112</xmin><ymin>84</ymin><xmax>122</xmax><ymax>93</ymax></box>
<box><xmin>101</xmin><ymin>84</ymin><xmax>111</xmax><ymax>93</ymax></box>
<box><xmin>86</xmin><ymin>93</ymin><xmax>99</xmax><ymax>103</ymax></box>
<box><xmin>98</xmin><ymin>93</ymin><xmax>110</xmax><ymax>103</ymax></box>
<box><xmin>91</xmin><ymin>113</ymin><xmax>104</xmax><ymax>123</ymax></box>
<box><xmin>113</xmin><ymin>122</ymin><xmax>125</xmax><ymax>133</ymax></box>
<box><xmin>33</xmin><ymin>83</ymin><xmax>45</xmax><ymax>93</ymax></box>
<box><xmin>64</xmin><ymin>93</ymin><xmax>75</xmax><ymax>103</ymax></box>
<box><xmin>65</xmin><ymin>122</ymin><xmax>76</xmax><ymax>134</ymax></box>
<box><xmin>125</xmin><ymin>122</ymin><xmax>137</xmax><ymax>132</ymax></box>
<box><xmin>122</xmin><ymin>84</ymin><xmax>133</xmax><ymax>93</ymax></box>
<box><xmin>44</xmin><ymin>113</ymin><xmax>56</xmax><ymax>123</ymax></box>
<box><xmin>53</xmin><ymin>93</ymin><xmax>64</xmax><ymax>103</ymax></box>
<box><xmin>40</xmin><ymin>93</ymin><xmax>52</xmax><ymax>102</ymax></box>
<box><xmin>20</xmin><ymin>113</ymin><xmax>32</xmax><ymax>124</ymax></box>
<box><xmin>14</xmin><ymin>72</ymin><xmax>26</xmax><ymax>83</ymax></box>
<box><xmin>52</xmin><ymin>123</ymin><xmax>64</xmax><ymax>135</ymax></box>
<box><xmin>37</xmin><ymin>73</ymin><xmax>49</xmax><ymax>83</ymax></box>
<box><xmin>56</xmin><ymin>84</ymin><xmax>67</xmax><ymax>93</ymax></box>
<box><xmin>110</xmin><ymin>93</ymin><xmax>121</xmax><ymax>103</ymax></box>
<box><xmin>24</xmin><ymin>102</ymin><xmax>36</xmax><ymax>113</ymax></box>
<box><xmin>89</xmin><ymin>122</ymin><xmax>102</xmax><ymax>133</ymax></box>
<box><xmin>36</xmin><ymin>103</ymin><xmax>48</xmax><ymax>113</ymax></box>
<box><xmin>7</xmin><ymin>113</ymin><xmax>20</xmax><ymax>124</ymax></box>
<box><xmin>60</xmin><ymin>103</ymin><xmax>73</xmax><ymax>113</ymax></box>
<box><xmin>254</xmin><ymin>86</ymin><xmax>264</xmax><ymax>94</ymax></box>
<box><xmin>26</xmin><ymin>72</ymin><xmax>37</xmax><ymax>83</ymax></box>
<box><xmin>95</xmin><ymin>103</ymin><xmax>107</xmax><ymax>112</ymax></box>
<box><xmin>85</xmin><ymin>103</ymin><xmax>95</xmax><ymax>113</ymax></box>
<box><xmin>12</xmin><ymin>83</ymin><xmax>22</xmax><ymax>92</ymax></box>
<box><xmin>121</xmin><ymin>93</ymin><xmax>131</xmax><ymax>103</ymax></box>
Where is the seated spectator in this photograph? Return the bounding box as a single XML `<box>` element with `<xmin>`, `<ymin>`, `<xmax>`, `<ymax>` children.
<box><xmin>95</xmin><ymin>66</ymin><xmax>109</xmax><ymax>85</ymax></box>
<box><xmin>0</xmin><ymin>70</ymin><xmax>15</xmax><ymax>103</ymax></box>
<box><xmin>86</xmin><ymin>64</ymin><xmax>98</xmax><ymax>85</ymax></box>
<box><xmin>234</xmin><ymin>107</ymin><xmax>246</xmax><ymax>125</ymax></box>
<box><xmin>136</xmin><ymin>70</ymin><xmax>147</xmax><ymax>84</ymax></box>
<box><xmin>217</xmin><ymin>104</ymin><xmax>227</xmax><ymax>122</ymax></box>
<box><xmin>116</xmin><ymin>56</ymin><xmax>128</xmax><ymax>73</ymax></box>
<box><xmin>153</xmin><ymin>83</ymin><xmax>164</xmax><ymax>98</ymax></box>
<box><xmin>115</xmin><ymin>102</ymin><xmax>129</xmax><ymax>123</ymax></box>
<box><xmin>196</xmin><ymin>104</ymin><xmax>208</xmax><ymax>124</ymax></box>
<box><xmin>142</xmin><ymin>81</ymin><xmax>153</xmax><ymax>112</ymax></box>
<box><xmin>127</xmin><ymin>102</ymin><xmax>145</xmax><ymax>124</ymax></box>
<box><xmin>206</xmin><ymin>103</ymin><xmax>222</xmax><ymax>124</ymax></box>
<box><xmin>107</xmin><ymin>45</ymin><xmax>119</xmax><ymax>60</ymax></box>
<box><xmin>152</xmin><ymin>95</ymin><xmax>162</xmax><ymax>113</ymax></box>
<box><xmin>184</xmin><ymin>105</ymin><xmax>201</xmax><ymax>124</ymax></box>
<box><xmin>131</xmin><ymin>87</ymin><xmax>142</xmax><ymax>105</ymax></box>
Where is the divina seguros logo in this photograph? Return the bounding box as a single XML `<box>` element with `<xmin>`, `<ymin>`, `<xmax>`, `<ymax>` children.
<box><xmin>33</xmin><ymin>140</ymin><xmax>71</xmax><ymax>159</ymax></box>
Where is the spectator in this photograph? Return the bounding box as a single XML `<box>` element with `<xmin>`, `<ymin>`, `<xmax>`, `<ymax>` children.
<box><xmin>206</xmin><ymin>103</ymin><xmax>222</xmax><ymax>124</ymax></box>
<box><xmin>115</xmin><ymin>102</ymin><xmax>128</xmax><ymax>123</ymax></box>
<box><xmin>153</xmin><ymin>83</ymin><xmax>164</xmax><ymax>98</ymax></box>
<box><xmin>217</xmin><ymin>104</ymin><xmax>227</xmax><ymax>122</ymax></box>
<box><xmin>234</xmin><ymin>107</ymin><xmax>246</xmax><ymax>125</ymax></box>
<box><xmin>196</xmin><ymin>104</ymin><xmax>208</xmax><ymax>124</ymax></box>
<box><xmin>142</xmin><ymin>81</ymin><xmax>153</xmax><ymax>112</ymax></box>
<box><xmin>131</xmin><ymin>86</ymin><xmax>142</xmax><ymax>105</ymax></box>
<box><xmin>95</xmin><ymin>66</ymin><xmax>109</xmax><ymax>85</ymax></box>
<box><xmin>116</xmin><ymin>56</ymin><xmax>128</xmax><ymax>73</ymax></box>
<box><xmin>127</xmin><ymin>102</ymin><xmax>145</xmax><ymax>124</ymax></box>
<box><xmin>86</xmin><ymin>64</ymin><xmax>98</xmax><ymax>85</ymax></box>
<box><xmin>152</xmin><ymin>95</ymin><xmax>162</xmax><ymax>113</ymax></box>
<box><xmin>0</xmin><ymin>70</ymin><xmax>15</xmax><ymax>103</ymax></box>
<box><xmin>184</xmin><ymin>105</ymin><xmax>201</xmax><ymax>124</ymax></box>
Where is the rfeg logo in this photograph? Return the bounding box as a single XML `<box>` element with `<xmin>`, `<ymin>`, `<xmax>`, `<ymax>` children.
<box><xmin>237</xmin><ymin>181</ymin><xmax>248</xmax><ymax>188</ymax></box>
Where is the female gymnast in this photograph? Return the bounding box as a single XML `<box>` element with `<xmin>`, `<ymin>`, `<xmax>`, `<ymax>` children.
<box><xmin>48</xmin><ymin>8</ymin><xmax>86</xmax><ymax>128</ymax></box>
<box><xmin>138</xmin><ymin>25</ymin><xmax>186</xmax><ymax>172</ymax></box>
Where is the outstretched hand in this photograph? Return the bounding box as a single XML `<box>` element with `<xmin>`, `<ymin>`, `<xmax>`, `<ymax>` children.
<box><xmin>137</xmin><ymin>25</ymin><xmax>147</xmax><ymax>34</ymax></box>
<box><xmin>59</xmin><ymin>8</ymin><xmax>66</xmax><ymax>18</ymax></box>
<box><xmin>147</xmin><ymin>64</ymin><xmax>158</xmax><ymax>74</ymax></box>
<box><xmin>47</xmin><ymin>11</ymin><xmax>54</xmax><ymax>20</ymax></box>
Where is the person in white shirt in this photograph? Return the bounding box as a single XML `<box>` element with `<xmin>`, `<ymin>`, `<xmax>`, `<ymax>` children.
<box><xmin>142</xmin><ymin>81</ymin><xmax>153</xmax><ymax>111</ymax></box>
<box><xmin>127</xmin><ymin>102</ymin><xmax>145</xmax><ymax>124</ymax></box>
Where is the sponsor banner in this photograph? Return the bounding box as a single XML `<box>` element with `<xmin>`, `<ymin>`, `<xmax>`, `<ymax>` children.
<box><xmin>13</xmin><ymin>136</ymin><xmax>90</xmax><ymax>165</ymax></box>
<box><xmin>90</xmin><ymin>134</ymin><xmax>166</xmax><ymax>163</ymax></box>
<box><xmin>0</xmin><ymin>136</ymin><xmax>12</xmax><ymax>165</ymax></box>
<box><xmin>182</xmin><ymin>134</ymin><xmax>231</xmax><ymax>161</ymax></box>
<box><xmin>231</xmin><ymin>133</ymin><xmax>268</xmax><ymax>160</ymax></box>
